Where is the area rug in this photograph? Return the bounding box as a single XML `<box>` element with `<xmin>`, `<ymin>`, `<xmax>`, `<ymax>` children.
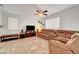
<box><xmin>0</xmin><ymin>36</ymin><xmax>49</xmax><ymax>54</ymax></box>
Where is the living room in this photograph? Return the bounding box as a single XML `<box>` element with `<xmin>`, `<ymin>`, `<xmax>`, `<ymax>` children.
<box><xmin>0</xmin><ymin>4</ymin><xmax>79</xmax><ymax>54</ymax></box>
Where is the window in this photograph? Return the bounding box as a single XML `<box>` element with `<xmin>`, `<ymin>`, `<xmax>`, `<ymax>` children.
<box><xmin>8</xmin><ymin>17</ymin><xmax>18</xmax><ymax>30</ymax></box>
<box><xmin>45</xmin><ymin>17</ymin><xmax>60</xmax><ymax>29</ymax></box>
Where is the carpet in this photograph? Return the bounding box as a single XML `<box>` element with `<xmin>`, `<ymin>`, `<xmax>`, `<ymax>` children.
<box><xmin>0</xmin><ymin>36</ymin><xmax>49</xmax><ymax>54</ymax></box>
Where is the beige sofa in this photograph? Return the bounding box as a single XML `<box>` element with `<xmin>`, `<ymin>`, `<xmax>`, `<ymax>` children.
<box><xmin>37</xmin><ymin>29</ymin><xmax>79</xmax><ymax>41</ymax></box>
<box><xmin>37</xmin><ymin>29</ymin><xmax>56</xmax><ymax>40</ymax></box>
<box><xmin>37</xmin><ymin>29</ymin><xmax>79</xmax><ymax>54</ymax></box>
<box><xmin>49</xmin><ymin>40</ymin><xmax>73</xmax><ymax>54</ymax></box>
<box><xmin>49</xmin><ymin>33</ymin><xmax>79</xmax><ymax>54</ymax></box>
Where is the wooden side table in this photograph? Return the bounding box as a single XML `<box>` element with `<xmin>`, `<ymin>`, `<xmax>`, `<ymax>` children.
<box><xmin>19</xmin><ymin>33</ymin><xmax>25</xmax><ymax>38</ymax></box>
<box><xmin>25</xmin><ymin>31</ymin><xmax>36</xmax><ymax>37</ymax></box>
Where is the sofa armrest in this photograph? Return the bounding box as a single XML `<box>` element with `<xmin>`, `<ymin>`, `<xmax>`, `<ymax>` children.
<box><xmin>49</xmin><ymin>40</ymin><xmax>72</xmax><ymax>54</ymax></box>
<box><xmin>66</xmin><ymin>37</ymin><xmax>79</xmax><ymax>54</ymax></box>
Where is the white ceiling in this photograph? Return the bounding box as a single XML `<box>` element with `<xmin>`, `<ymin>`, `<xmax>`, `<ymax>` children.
<box><xmin>2</xmin><ymin>4</ymin><xmax>37</xmax><ymax>16</ymax></box>
<box><xmin>1</xmin><ymin>4</ymin><xmax>77</xmax><ymax>16</ymax></box>
<box><xmin>36</xmin><ymin>4</ymin><xmax>76</xmax><ymax>15</ymax></box>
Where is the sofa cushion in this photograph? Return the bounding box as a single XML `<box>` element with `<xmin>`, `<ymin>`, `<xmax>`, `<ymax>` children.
<box><xmin>47</xmin><ymin>32</ymin><xmax>56</xmax><ymax>36</ymax></box>
<box><xmin>55</xmin><ymin>37</ymin><xmax>70</xmax><ymax>43</ymax></box>
<box><xmin>37</xmin><ymin>32</ymin><xmax>50</xmax><ymax>40</ymax></box>
<box><xmin>56</xmin><ymin>32</ymin><xmax>65</xmax><ymax>37</ymax></box>
<box><xmin>66</xmin><ymin>33</ymin><xmax>73</xmax><ymax>39</ymax></box>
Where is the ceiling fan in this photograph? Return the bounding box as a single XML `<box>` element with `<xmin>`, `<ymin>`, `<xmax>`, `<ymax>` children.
<box><xmin>35</xmin><ymin>9</ymin><xmax>48</xmax><ymax>17</ymax></box>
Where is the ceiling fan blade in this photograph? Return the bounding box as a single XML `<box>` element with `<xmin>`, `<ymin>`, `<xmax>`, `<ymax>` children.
<box><xmin>34</xmin><ymin>13</ymin><xmax>39</xmax><ymax>15</ymax></box>
<box><xmin>43</xmin><ymin>10</ymin><xmax>48</xmax><ymax>13</ymax></box>
<box><xmin>44</xmin><ymin>14</ymin><xmax>48</xmax><ymax>16</ymax></box>
<box><xmin>36</xmin><ymin>10</ymin><xmax>40</xmax><ymax>13</ymax></box>
<box><xmin>34</xmin><ymin>14</ymin><xmax>37</xmax><ymax>15</ymax></box>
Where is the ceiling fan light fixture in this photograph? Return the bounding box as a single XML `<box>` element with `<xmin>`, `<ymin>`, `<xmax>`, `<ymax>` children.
<box><xmin>38</xmin><ymin>13</ymin><xmax>44</xmax><ymax>17</ymax></box>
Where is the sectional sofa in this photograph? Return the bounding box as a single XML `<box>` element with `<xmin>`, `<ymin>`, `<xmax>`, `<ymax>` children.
<box><xmin>37</xmin><ymin>29</ymin><xmax>79</xmax><ymax>54</ymax></box>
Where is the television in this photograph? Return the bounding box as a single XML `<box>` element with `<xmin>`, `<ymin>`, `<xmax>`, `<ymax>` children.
<box><xmin>26</xmin><ymin>25</ymin><xmax>35</xmax><ymax>31</ymax></box>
